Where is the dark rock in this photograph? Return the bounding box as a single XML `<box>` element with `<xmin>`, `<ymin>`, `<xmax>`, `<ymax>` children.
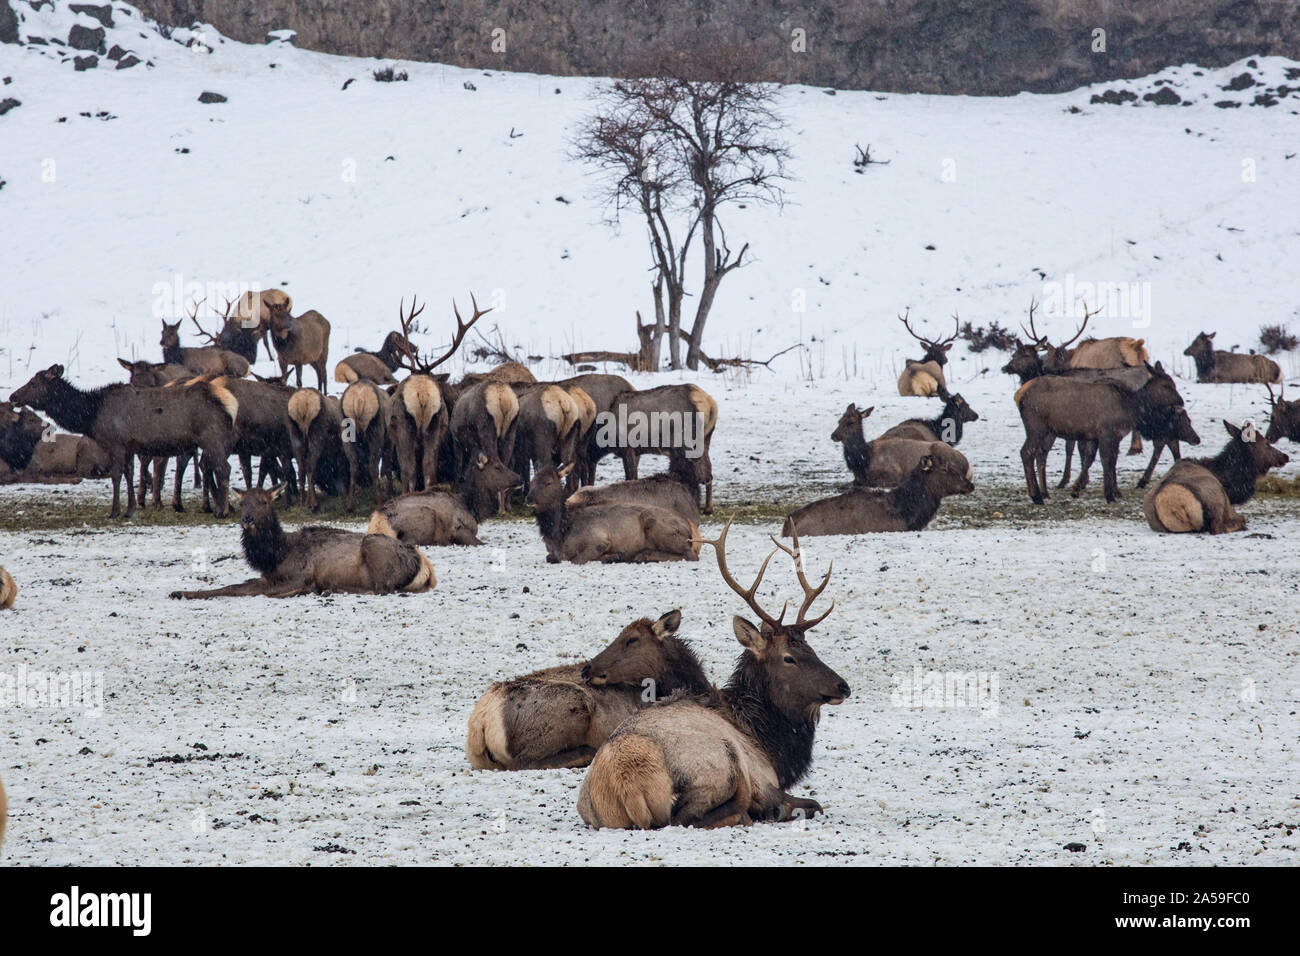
<box><xmin>1090</xmin><ymin>88</ymin><xmax>1138</xmax><ymax>105</ymax></box>
<box><xmin>0</xmin><ymin>97</ymin><xmax>20</xmax><ymax>116</ymax></box>
<box><xmin>73</xmin><ymin>54</ymin><xmax>98</xmax><ymax>71</ymax></box>
<box><xmin>1223</xmin><ymin>72</ymin><xmax>1255</xmax><ymax>91</ymax></box>
<box><xmin>68</xmin><ymin>24</ymin><xmax>105</xmax><ymax>53</ymax></box>
<box><xmin>197</xmin><ymin>91</ymin><xmax>227</xmax><ymax>104</ymax></box>
<box><xmin>1214</xmin><ymin>100</ymin><xmax>1242</xmax><ymax>109</ymax></box>
<box><xmin>116</xmin><ymin>53</ymin><xmax>141</xmax><ymax>70</ymax></box>
<box><xmin>0</xmin><ymin>0</ymin><xmax>18</xmax><ymax>45</ymax></box>
<box><xmin>107</xmin><ymin>44</ymin><xmax>125</xmax><ymax>61</ymax></box>
<box><xmin>1143</xmin><ymin>87</ymin><xmax>1182</xmax><ymax>105</ymax></box>
<box><xmin>1253</xmin><ymin>92</ymin><xmax>1278</xmax><ymax>107</ymax></box>
<box><xmin>70</xmin><ymin>4</ymin><xmax>113</xmax><ymax>28</ymax></box>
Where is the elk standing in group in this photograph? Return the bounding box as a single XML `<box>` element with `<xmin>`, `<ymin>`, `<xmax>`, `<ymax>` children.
<box><xmin>466</xmin><ymin>610</ymin><xmax>710</xmax><ymax>771</ymax></box>
<box><xmin>170</xmin><ymin>485</ymin><xmax>435</xmax><ymax>598</ymax></box>
<box><xmin>368</xmin><ymin>452</ymin><xmax>521</xmax><ymax>546</ymax></box>
<box><xmin>1144</xmin><ymin>419</ymin><xmax>1290</xmax><ymax>533</ymax></box>
<box><xmin>600</xmin><ymin>383</ymin><xmax>718</xmax><ymax>513</ymax></box>
<box><xmin>285</xmin><ymin>388</ymin><xmax>347</xmax><ymax>511</ymax></box>
<box><xmin>266</xmin><ymin>293</ymin><xmax>331</xmax><ymax>391</ymax></box>
<box><xmin>1184</xmin><ymin>331</ymin><xmax>1281</xmax><ymax>384</ymax></box>
<box><xmin>555</xmin><ymin>372</ymin><xmax>634</xmax><ymax>486</ymax></box>
<box><xmin>512</xmin><ymin>383</ymin><xmax>581</xmax><ymax>494</ymax></box>
<box><xmin>448</xmin><ymin>380</ymin><xmax>519</xmax><ymax>510</ymax></box>
<box><xmin>897</xmin><ymin>310</ymin><xmax>959</xmax><ymax>397</ymax></box>
<box><xmin>11</xmin><ymin>365</ymin><xmax>238</xmax><ymax>518</ymax></box>
<box><xmin>578</xmin><ymin>520</ymin><xmax>849</xmax><ymax>828</ymax></box>
<box><xmin>219</xmin><ymin>289</ymin><xmax>286</xmax><ymax>362</ymax></box>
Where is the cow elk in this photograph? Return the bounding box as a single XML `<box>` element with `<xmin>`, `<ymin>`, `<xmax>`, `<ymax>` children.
<box><xmin>266</xmin><ymin>293</ymin><xmax>331</xmax><ymax>391</ymax></box>
<box><xmin>334</xmin><ymin>331</ymin><xmax>404</xmax><ymax>386</ymax></box>
<box><xmin>880</xmin><ymin>385</ymin><xmax>979</xmax><ymax>445</ymax></box>
<box><xmin>11</xmin><ymin>365</ymin><xmax>238</xmax><ymax>518</ymax></box>
<box><xmin>340</xmin><ymin>380</ymin><xmax>392</xmax><ymax>512</ymax></box>
<box><xmin>783</xmin><ymin>451</ymin><xmax>974</xmax><ymax>536</ymax></box>
<box><xmin>1265</xmin><ymin>382</ymin><xmax>1300</xmax><ymax>443</ymax></box>
<box><xmin>449</xmin><ymin>380</ymin><xmax>519</xmax><ymax>511</ymax></box>
<box><xmin>368</xmin><ymin>453</ymin><xmax>521</xmax><ymax>546</ymax></box>
<box><xmin>556</xmin><ymin>373</ymin><xmax>634</xmax><ymax>485</ymax></box>
<box><xmin>0</xmin><ymin>567</ymin><xmax>14</xmax><ymax>610</ymax></box>
<box><xmin>459</xmin><ymin>360</ymin><xmax>536</xmax><ymax>387</ymax></box>
<box><xmin>513</xmin><ymin>383</ymin><xmax>581</xmax><ymax>493</ymax></box>
<box><xmin>602</xmin><ymin>384</ymin><xmax>718</xmax><ymax>513</ymax></box>
<box><xmin>1185</xmin><ymin>332</ymin><xmax>1281</xmax><ymax>384</ymax></box>
<box><xmin>220</xmin><ymin>289</ymin><xmax>287</xmax><ymax>362</ymax></box>
<box><xmin>170</xmin><ymin>486</ymin><xmax>435</xmax><ymax>598</ymax></box>
<box><xmin>286</xmin><ymin>388</ymin><xmax>347</xmax><ymax>511</ymax></box>
<box><xmin>161</xmin><ymin>305</ymin><xmax>250</xmax><ymax>377</ymax></box>
<box><xmin>0</xmin><ymin>403</ymin><xmax>109</xmax><ymax>484</ymax></box>
<box><xmin>566</xmin><ymin>468</ymin><xmax>701</xmax><ymax>523</ymax></box>
<box><xmin>897</xmin><ymin>309</ymin><xmax>958</xmax><ymax>396</ymax></box>
<box><xmin>466</xmin><ymin>610</ymin><xmax>710</xmax><ymax>771</ymax></box>
<box><xmin>524</xmin><ymin>464</ymin><xmax>700</xmax><ymax>564</ymax></box>
<box><xmin>1144</xmin><ymin>419</ymin><xmax>1290</xmax><ymax>533</ymax></box>
<box><xmin>831</xmin><ymin>404</ymin><xmax>969</xmax><ymax>488</ymax></box>
<box><xmin>577</xmin><ymin>520</ymin><xmax>849</xmax><ymax>828</ymax></box>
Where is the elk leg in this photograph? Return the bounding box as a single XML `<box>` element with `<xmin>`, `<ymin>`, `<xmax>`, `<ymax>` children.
<box><xmin>315</xmin><ymin>361</ymin><xmax>327</xmax><ymax>394</ymax></box>
<box><xmin>151</xmin><ymin>457</ymin><xmax>167</xmax><ymax>508</ymax></box>
<box><xmin>239</xmin><ymin>453</ymin><xmax>254</xmax><ymax>491</ymax></box>
<box><xmin>1099</xmin><ymin>438</ymin><xmax>1121</xmax><ymax>501</ymax></box>
<box><xmin>1057</xmin><ymin>439</ymin><xmax>1074</xmax><ymax>488</ymax></box>
<box><xmin>123</xmin><ymin>454</ymin><xmax>139</xmax><ymax>517</ymax></box>
<box><xmin>1071</xmin><ymin>441</ymin><xmax>1098</xmax><ymax>497</ymax></box>
<box><xmin>519</xmin><ymin>747</ymin><xmax>597</xmax><ymax>770</ymax></box>
<box><xmin>109</xmin><ymin>455</ymin><xmax>126</xmax><ymax>518</ymax></box>
<box><xmin>137</xmin><ymin>457</ymin><xmax>149</xmax><ymax>506</ymax></box>
<box><xmin>344</xmin><ymin>445</ymin><xmax>359</xmax><ymax>513</ymax></box>
<box><xmin>171</xmin><ymin>577</ymin><xmax>273</xmax><ymax>599</ymax></box>
<box><xmin>172</xmin><ymin>455</ymin><xmax>186</xmax><ymax>512</ymax></box>
<box><xmin>1128</xmin><ymin>429</ymin><xmax>1143</xmax><ymax>456</ymax></box>
<box><xmin>1137</xmin><ymin>440</ymin><xmax>1165</xmax><ymax>489</ymax></box>
<box><xmin>1020</xmin><ymin>440</ymin><xmax>1043</xmax><ymax>503</ymax></box>
<box><xmin>621</xmin><ymin>448</ymin><xmax>639</xmax><ymax>481</ymax></box>
<box><xmin>295</xmin><ymin>364</ymin><xmax>303</xmax><ymax>390</ymax></box>
<box><xmin>369</xmin><ymin>447</ymin><xmax>384</xmax><ymax>506</ymax></box>
<box><xmin>688</xmin><ymin>799</ymin><xmax>753</xmax><ymax>829</ymax></box>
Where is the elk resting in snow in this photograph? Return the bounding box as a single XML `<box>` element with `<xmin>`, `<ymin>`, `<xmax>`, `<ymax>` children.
<box><xmin>1184</xmin><ymin>332</ymin><xmax>1281</xmax><ymax>384</ymax></box>
<box><xmin>566</xmin><ymin>468</ymin><xmax>701</xmax><ymax>523</ymax></box>
<box><xmin>160</xmin><ymin>317</ymin><xmax>250</xmax><ymax>377</ymax></box>
<box><xmin>0</xmin><ymin>567</ymin><xmax>14</xmax><ymax>610</ymax></box>
<box><xmin>578</xmin><ymin>520</ymin><xmax>849</xmax><ymax>828</ymax></box>
<box><xmin>525</xmin><ymin>464</ymin><xmax>700</xmax><ymax>563</ymax></box>
<box><xmin>334</xmin><ymin>331</ymin><xmax>404</xmax><ymax>386</ymax></box>
<box><xmin>782</xmin><ymin>451</ymin><xmax>974</xmax><ymax>536</ymax></box>
<box><xmin>1143</xmin><ymin>420</ymin><xmax>1290</xmax><ymax>533</ymax></box>
<box><xmin>896</xmin><ymin>309</ymin><xmax>958</xmax><ymax>396</ymax></box>
<box><xmin>367</xmin><ymin>453</ymin><xmax>522</xmax><ymax>546</ymax></box>
<box><xmin>0</xmin><ymin>402</ymin><xmax>109</xmax><ymax>484</ymax></box>
<box><xmin>466</xmin><ymin>610</ymin><xmax>710</xmax><ymax>771</ymax></box>
<box><xmin>833</xmin><ymin>400</ymin><xmax>971</xmax><ymax>488</ymax></box>
<box><xmin>880</xmin><ymin>385</ymin><xmax>980</xmax><ymax>445</ymax></box>
<box><xmin>267</xmin><ymin>294</ymin><xmax>331</xmax><ymax>391</ymax></box>
<box><xmin>459</xmin><ymin>360</ymin><xmax>536</xmax><ymax>386</ymax></box>
<box><xmin>11</xmin><ymin>364</ymin><xmax>238</xmax><ymax>518</ymax></box>
<box><xmin>170</xmin><ymin>486</ymin><xmax>436</xmax><ymax>598</ymax></box>
<box><xmin>1265</xmin><ymin>382</ymin><xmax>1300</xmax><ymax>443</ymax></box>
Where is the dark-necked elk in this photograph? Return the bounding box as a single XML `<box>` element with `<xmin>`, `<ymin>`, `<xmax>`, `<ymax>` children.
<box><xmin>1185</xmin><ymin>332</ymin><xmax>1281</xmax><ymax>384</ymax></box>
<box><xmin>334</xmin><ymin>331</ymin><xmax>404</xmax><ymax>386</ymax></box>
<box><xmin>368</xmin><ymin>452</ymin><xmax>521</xmax><ymax>546</ymax></box>
<box><xmin>0</xmin><ymin>403</ymin><xmax>108</xmax><ymax>484</ymax></box>
<box><xmin>285</xmin><ymin>388</ymin><xmax>347</xmax><ymax>511</ymax></box>
<box><xmin>161</xmin><ymin>307</ymin><xmax>250</xmax><ymax>378</ymax></box>
<box><xmin>467</xmin><ymin>610</ymin><xmax>711</xmax><ymax>771</ymax></box>
<box><xmin>555</xmin><ymin>373</ymin><xmax>634</xmax><ymax>486</ymax></box>
<box><xmin>220</xmin><ymin>289</ymin><xmax>286</xmax><ymax>362</ymax></box>
<box><xmin>880</xmin><ymin>385</ymin><xmax>980</xmax><ymax>445</ymax></box>
<box><xmin>11</xmin><ymin>364</ymin><xmax>237</xmax><ymax>518</ymax></box>
<box><xmin>266</xmin><ymin>293</ymin><xmax>331</xmax><ymax>391</ymax></box>
<box><xmin>1016</xmin><ymin>361</ymin><xmax>1185</xmax><ymax>503</ymax></box>
<box><xmin>897</xmin><ymin>310</ymin><xmax>958</xmax><ymax>397</ymax></box>
<box><xmin>0</xmin><ymin>402</ymin><xmax>47</xmax><ymax>474</ymax></box>
<box><xmin>599</xmin><ymin>383</ymin><xmax>718</xmax><ymax>513</ymax></box>
<box><xmin>1265</xmin><ymin>382</ymin><xmax>1300</xmax><ymax>443</ymax></box>
<box><xmin>783</xmin><ymin>451</ymin><xmax>973</xmax><ymax>536</ymax></box>
<box><xmin>578</xmin><ymin>520</ymin><xmax>849</xmax><ymax>828</ymax></box>
<box><xmin>340</xmin><ymin>379</ymin><xmax>392</xmax><ymax>512</ymax></box>
<box><xmin>831</xmin><ymin>403</ymin><xmax>969</xmax><ymax>488</ymax></box>
<box><xmin>1144</xmin><ymin>420</ymin><xmax>1290</xmax><ymax>533</ymax></box>
<box><xmin>0</xmin><ymin>566</ymin><xmax>14</xmax><ymax>610</ymax></box>
<box><xmin>525</xmin><ymin>464</ymin><xmax>700</xmax><ymax>564</ymax></box>
<box><xmin>170</xmin><ymin>486</ymin><xmax>435</xmax><ymax>598</ymax></box>
<box><xmin>389</xmin><ymin>294</ymin><xmax>489</xmax><ymax>492</ymax></box>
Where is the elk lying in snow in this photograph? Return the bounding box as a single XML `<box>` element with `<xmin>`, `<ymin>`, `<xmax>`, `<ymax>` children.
<box><xmin>602</xmin><ymin>383</ymin><xmax>718</xmax><ymax>512</ymax></box>
<box><xmin>1184</xmin><ymin>331</ymin><xmax>1281</xmax><ymax>384</ymax></box>
<box><xmin>566</xmin><ymin>465</ymin><xmax>701</xmax><ymax>523</ymax></box>
<box><xmin>0</xmin><ymin>402</ymin><xmax>46</xmax><ymax>473</ymax></box>
<box><xmin>1144</xmin><ymin>420</ymin><xmax>1290</xmax><ymax>533</ymax></box>
<box><xmin>0</xmin><ymin>403</ymin><xmax>108</xmax><ymax>484</ymax></box>
<box><xmin>466</xmin><ymin>610</ymin><xmax>711</xmax><ymax>770</ymax></box>
<box><xmin>897</xmin><ymin>310</ymin><xmax>958</xmax><ymax>396</ymax></box>
<box><xmin>171</xmin><ymin>486</ymin><xmax>435</xmax><ymax>598</ymax></box>
<box><xmin>267</xmin><ymin>294</ymin><xmax>331</xmax><ymax>391</ymax></box>
<box><xmin>459</xmin><ymin>360</ymin><xmax>536</xmax><ymax>386</ymax></box>
<box><xmin>832</xmin><ymin>404</ymin><xmax>971</xmax><ymax>488</ymax></box>
<box><xmin>367</xmin><ymin>453</ymin><xmax>521</xmax><ymax>546</ymax></box>
<box><xmin>11</xmin><ymin>365</ymin><xmax>238</xmax><ymax>518</ymax></box>
<box><xmin>880</xmin><ymin>386</ymin><xmax>980</xmax><ymax>445</ymax></box>
<box><xmin>1016</xmin><ymin>362</ymin><xmax>1185</xmax><ymax>503</ymax></box>
<box><xmin>525</xmin><ymin>464</ymin><xmax>700</xmax><ymax>563</ymax></box>
<box><xmin>783</xmin><ymin>451</ymin><xmax>974</xmax><ymax>536</ymax></box>
<box><xmin>334</xmin><ymin>331</ymin><xmax>404</xmax><ymax>386</ymax></box>
<box><xmin>285</xmin><ymin>389</ymin><xmax>347</xmax><ymax>511</ymax></box>
<box><xmin>1265</xmin><ymin>382</ymin><xmax>1300</xmax><ymax>443</ymax></box>
<box><xmin>160</xmin><ymin>317</ymin><xmax>250</xmax><ymax>378</ymax></box>
<box><xmin>578</xmin><ymin>520</ymin><xmax>849</xmax><ymax>828</ymax></box>
<box><xmin>0</xmin><ymin>567</ymin><xmax>14</xmax><ymax>610</ymax></box>
<box><xmin>340</xmin><ymin>380</ymin><xmax>392</xmax><ymax>512</ymax></box>
<box><xmin>557</xmin><ymin>373</ymin><xmax>634</xmax><ymax>485</ymax></box>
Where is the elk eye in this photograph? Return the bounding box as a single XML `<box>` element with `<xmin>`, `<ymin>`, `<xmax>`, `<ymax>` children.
<box><xmin>625</xmin><ymin>637</ymin><xmax>638</xmax><ymax>646</ymax></box>
<box><xmin>782</xmin><ymin>655</ymin><xmax>796</xmax><ymax>665</ymax></box>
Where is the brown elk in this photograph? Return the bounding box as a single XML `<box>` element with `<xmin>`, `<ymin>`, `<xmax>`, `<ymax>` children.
<box><xmin>578</xmin><ymin>520</ymin><xmax>849</xmax><ymax>828</ymax></box>
<box><xmin>220</xmin><ymin>289</ymin><xmax>287</xmax><ymax>362</ymax></box>
<box><xmin>266</xmin><ymin>293</ymin><xmax>331</xmax><ymax>391</ymax></box>
<box><xmin>0</xmin><ymin>567</ymin><xmax>14</xmax><ymax>610</ymax></box>
<box><xmin>1016</xmin><ymin>362</ymin><xmax>1185</xmax><ymax>503</ymax></box>
<box><xmin>117</xmin><ymin>360</ymin><xmax>199</xmax><ymax>508</ymax></box>
<box><xmin>0</xmin><ymin>403</ymin><xmax>108</xmax><ymax>484</ymax></box>
<box><xmin>467</xmin><ymin>610</ymin><xmax>711</xmax><ymax>771</ymax></box>
<box><xmin>525</xmin><ymin>464</ymin><xmax>700</xmax><ymax>564</ymax></box>
<box><xmin>389</xmin><ymin>294</ymin><xmax>489</xmax><ymax>491</ymax></box>
<box><xmin>334</xmin><ymin>331</ymin><xmax>404</xmax><ymax>386</ymax></box>
<box><xmin>1144</xmin><ymin>420</ymin><xmax>1290</xmax><ymax>533</ymax></box>
<box><xmin>285</xmin><ymin>388</ymin><xmax>348</xmax><ymax>511</ymax></box>
<box><xmin>1265</xmin><ymin>382</ymin><xmax>1300</xmax><ymax>443</ymax></box>
<box><xmin>561</xmin><ymin>385</ymin><xmax>597</xmax><ymax>491</ymax></box>
<box><xmin>11</xmin><ymin>365</ymin><xmax>238</xmax><ymax>518</ymax></box>
<box><xmin>555</xmin><ymin>373</ymin><xmax>634</xmax><ymax>485</ymax></box>
<box><xmin>449</xmin><ymin>380</ymin><xmax>519</xmax><ymax>514</ymax></box>
<box><xmin>367</xmin><ymin>453</ymin><xmax>522</xmax><ymax>546</ymax></box>
<box><xmin>566</xmin><ymin>468</ymin><xmax>701</xmax><ymax>523</ymax></box>
<box><xmin>782</xmin><ymin>451</ymin><xmax>974</xmax><ymax>536</ymax></box>
<box><xmin>1185</xmin><ymin>332</ymin><xmax>1281</xmax><ymax>384</ymax></box>
<box><xmin>831</xmin><ymin>403</ymin><xmax>969</xmax><ymax>488</ymax></box>
<box><xmin>0</xmin><ymin>402</ymin><xmax>47</xmax><ymax>473</ymax></box>
<box><xmin>512</xmin><ymin>383</ymin><xmax>581</xmax><ymax>493</ymax></box>
<box><xmin>340</xmin><ymin>379</ymin><xmax>392</xmax><ymax>512</ymax></box>
<box><xmin>880</xmin><ymin>385</ymin><xmax>980</xmax><ymax>445</ymax></box>
<box><xmin>459</xmin><ymin>360</ymin><xmax>536</xmax><ymax>387</ymax></box>
<box><xmin>601</xmin><ymin>384</ymin><xmax>718</xmax><ymax>513</ymax></box>
<box><xmin>897</xmin><ymin>310</ymin><xmax>958</xmax><ymax>396</ymax></box>
<box><xmin>170</xmin><ymin>485</ymin><xmax>435</xmax><ymax>598</ymax></box>
<box><xmin>161</xmin><ymin>307</ymin><xmax>250</xmax><ymax>377</ymax></box>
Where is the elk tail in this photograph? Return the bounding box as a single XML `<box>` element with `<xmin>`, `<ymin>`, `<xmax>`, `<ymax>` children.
<box><xmin>401</xmin><ymin>546</ymin><xmax>437</xmax><ymax>592</ymax></box>
<box><xmin>465</xmin><ymin>686</ymin><xmax>511</xmax><ymax>770</ymax></box>
<box><xmin>287</xmin><ymin>389</ymin><xmax>322</xmax><ymax>433</ymax></box>
<box><xmin>205</xmin><ymin>377</ymin><xmax>239</xmax><ymax>425</ymax></box>
<box><xmin>485</xmin><ymin>383</ymin><xmax>519</xmax><ymax>439</ymax></box>
<box><xmin>688</xmin><ymin>386</ymin><xmax>719</xmax><ymax>436</ymax></box>
<box><xmin>403</xmin><ymin>377</ymin><xmax>442</xmax><ymax>432</ymax></box>
<box><xmin>342</xmin><ymin>384</ymin><xmax>380</xmax><ymax>432</ymax></box>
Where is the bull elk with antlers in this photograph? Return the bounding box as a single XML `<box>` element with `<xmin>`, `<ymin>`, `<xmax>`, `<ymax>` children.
<box><xmin>161</xmin><ymin>305</ymin><xmax>250</xmax><ymax>378</ymax></box>
<box><xmin>1265</xmin><ymin>382</ymin><xmax>1300</xmax><ymax>443</ymax></box>
<box><xmin>578</xmin><ymin>520</ymin><xmax>849</xmax><ymax>828</ymax></box>
<box><xmin>897</xmin><ymin>310</ymin><xmax>959</xmax><ymax>396</ymax></box>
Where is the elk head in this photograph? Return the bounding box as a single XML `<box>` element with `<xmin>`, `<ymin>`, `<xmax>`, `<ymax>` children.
<box><xmin>1000</xmin><ymin>339</ymin><xmax>1044</xmax><ymax>381</ymax></box>
<box><xmin>1140</xmin><ymin>361</ymin><xmax>1184</xmax><ymax>409</ymax></box>
<box><xmin>1183</xmin><ymin>331</ymin><xmax>1215</xmax><ymax>358</ymax></box>
<box><xmin>523</xmin><ymin>463</ymin><xmax>575</xmax><ymax>511</ymax></box>
<box><xmin>160</xmin><ymin>319</ymin><xmax>183</xmax><ymax>352</ymax></box>
<box><xmin>1264</xmin><ymin>382</ymin><xmax>1299</xmax><ymax>443</ymax></box>
<box><xmin>915</xmin><ymin>452</ymin><xmax>975</xmax><ymax>497</ymax></box>
<box><xmin>1021</xmin><ymin>298</ymin><xmax>1092</xmax><ymax>372</ymax></box>
<box><xmin>1223</xmin><ymin>420</ymin><xmax>1290</xmax><ymax>474</ymax></box>
<box><xmin>899</xmin><ymin>308</ymin><xmax>958</xmax><ymax>366</ymax></box>
<box><xmin>936</xmin><ymin>385</ymin><xmax>979</xmax><ymax>425</ymax></box>
<box><xmin>831</xmin><ymin>404</ymin><xmax>873</xmax><ymax>443</ymax></box>
<box><xmin>582</xmin><ymin>610</ymin><xmax>683</xmax><ymax>687</ymax></box>
<box><xmin>1165</xmin><ymin>406</ymin><xmax>1202</xmax><ymax>446</ymax></box>
<box><xmin>10</xmin><ymin>365</ymin><xmax>65</xmax><ymax>408</ymax></box>
<box><xmin>702</xmin><ymin>520</ymin><xmax>850</xmax><ymax>719</ymax></box>
<box><xmin>232</xmin><ymin>485</ymin><xmax>286</xmax><ymax>532</ymax></box>
<box><xmin>466</xmin><ymin>451</ymin><xmax>522</xmax><ymax>496</ymax></box>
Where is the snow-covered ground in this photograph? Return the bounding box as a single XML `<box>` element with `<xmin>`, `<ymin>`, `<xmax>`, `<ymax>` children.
<box><xmin>1</xmin><ymin>3</ymin><xmax>1298</xmax><ymax>865</ymax></box>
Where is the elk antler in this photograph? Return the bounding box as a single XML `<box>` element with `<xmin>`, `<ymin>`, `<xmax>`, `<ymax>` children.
<box><xmin>700</xmin><ymin>517</ymin><xmax>788</xmax><ymax>631</ymax></box>
<box><xmin>1265</xmin><ymin>380</ymin><xmax>1281</xmax><ymax>407</ymax></box>
<box><xmin>393</xmin><ymin>294</ymin><xmax>429</xmax><ymax>373</ymax></box>
<box><xmin>899</xmin><ymin>308</ymin><xmax>958</xmax><ymax>350</ymax></box>
<box><xmin>769</xmin><ymin>521</ymin><xmax>835</xmax><ymax>631</ymax></box>
<box><xmin>185</xmin><ymin>297</ymin><xmax>218</xmax><ymax>344</ymax></box>
<box><xmin>1021</xmin><ymin>299</ymin><xmax>1046</xmax><ymax>349</ymax></box>
<box><xmin>1060</xmin><ymin>302</ymin><xmax>1099</xmax><ymax>349</ymax></box>
<box><xmin>425</xmin><ymin>293</ymin><xmax>492</xmax><ymax>372</ymax></box>
<box><xmin>395</xmin><ymin>293</ymin><xmax>491</xmax><ymax>374</ymax></box>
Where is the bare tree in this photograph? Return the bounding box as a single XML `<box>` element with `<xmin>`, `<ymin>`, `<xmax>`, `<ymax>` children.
<box><xmin>573</xmin><ymin>39</ymin><xmax>790</xmax><ymax>371</ymax></box>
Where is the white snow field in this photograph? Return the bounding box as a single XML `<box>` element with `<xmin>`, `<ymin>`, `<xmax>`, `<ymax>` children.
<box><xmin>0</xmin><ymin>4</ymin><xmax>1298</xmax><ymax>865</ymax></box>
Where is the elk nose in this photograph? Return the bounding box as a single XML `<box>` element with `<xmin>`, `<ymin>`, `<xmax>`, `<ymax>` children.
<box><xmin>580</xmin><ymin>664</ymin><xmax>590</xmax><ymax>680</ymax></box>
<box><xmin>837</xmin><ymin>681</ymin><xmax>851</xmax><ymax>699</ymax></box>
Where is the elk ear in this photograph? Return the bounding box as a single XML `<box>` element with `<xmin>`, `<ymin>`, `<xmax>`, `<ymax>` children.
<box><xmin>117</xmin><ymin>358</ymin><xmax>133</xmax><ymax>371</ymax></box>
<box><xmin>557</xmin><ymin>462</ymin><xmax>576</xmax><ymax>479</ymax></box>
<box><xmin>475</xmin><ymin>452</ymin><xmax>488</xmax><ymax>470</ymax></box>
<box><xmin>860</xmin><ymin>405</ymin><xmax>874</xmax><ymax>417</ymax></box>
<box><xmin>1208</xmin><ymin>331</ymin><xmax>1216</xmax><ymax>339</ymax></box>
<box><xmin>268</xmin><ymin>484</ymin><xmax>286</xmax><ymax>501</ymax></box>
<box><xmin>48</xmin><ymin>364</ymin><xmax>64</xmax><ymax>378</ymax></box>
<box><xmin>1153</xmin><ymin>360</ymin><xmax>1165</xmax><ymax>373</ymax></box>
<box><xmin>230</xmin><ymin>488</ymin><xmax>245</xmax><ymax>505</ymax></box>
<box><xmin>732</xmin><ymin>616</ymin><xmax>769</xmax><ymax>656</ymax></box>
<box><xmin>1223</xmin><ymin>419</ymin><xmax>1242</xmax><ymax>439</ymax></box>
<box><xmin>652</xmin><ymin>609</ymin><xmax>681</xmax><ymax>639</ymax></box>
<box><xmin>942</xmin><ymin>343</ymin><xmax>954</xmax><ymax>353</ymax></box>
